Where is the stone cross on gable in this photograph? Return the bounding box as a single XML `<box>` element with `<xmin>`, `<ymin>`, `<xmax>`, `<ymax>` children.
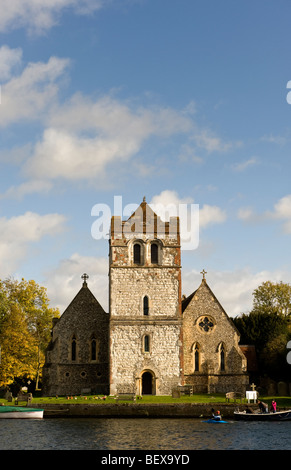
<box><xmin>250</xmin><ymin>383</ymin><xmax>256</xmax><ymax>391</ymax></box>
<box><xmin>81</xmin><ymin>273</ymin><xmax>89</xmax><ymax>286</ymax></box>
<box><xmin>200</xmin><ymin>269</ymin><xmax>207</xmax><ymax>280</ymax></box>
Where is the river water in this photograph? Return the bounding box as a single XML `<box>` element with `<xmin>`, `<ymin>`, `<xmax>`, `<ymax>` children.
<box><xmin>0</xmin><ymin>417</ymin><xmax>290</xmax><ymax>451</ymax></box>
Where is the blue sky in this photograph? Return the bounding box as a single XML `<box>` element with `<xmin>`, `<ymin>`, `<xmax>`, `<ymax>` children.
<box><xmin>1</xmin><ymin>0</ymin><xmax>291</xmax><ymax>316</ymax></box>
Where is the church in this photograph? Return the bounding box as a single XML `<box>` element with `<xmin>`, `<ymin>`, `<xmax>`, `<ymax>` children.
<box><xmin>42</xmin><ymin>198</ymin><xmax>248</xmax><ymax>396</ymax></box>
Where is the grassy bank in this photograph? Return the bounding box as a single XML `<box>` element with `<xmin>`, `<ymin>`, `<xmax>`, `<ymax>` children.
<box><xmin>2</xmin><ymin>394</ymin><xmax>291</xmax><ymax>408</ymax></box>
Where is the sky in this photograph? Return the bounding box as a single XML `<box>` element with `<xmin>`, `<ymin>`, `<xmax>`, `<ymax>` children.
<box><xmin>1</xmin><ymin>0</ymin><xmax>291</xmax><ymax>316</ymax></box>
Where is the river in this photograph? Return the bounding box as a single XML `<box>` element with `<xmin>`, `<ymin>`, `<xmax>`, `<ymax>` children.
<box><xmin>0</xmin><ymin>417</ymin><xmax>290</xmax><ymax>451</ymax></box>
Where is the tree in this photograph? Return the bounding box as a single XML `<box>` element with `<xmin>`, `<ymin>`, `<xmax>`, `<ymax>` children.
<box><xmin>234</xmin><ymin>280</ymin><xmax>291</xmax><ymax>380</ymax></box>
<box><xmin>0</xmin><ymin>301</ymin><xmax>38</xmax><ymax>386</ymax></box>
<box><xmin>0</xmin><ymin>278</ymin><xmax>60</xmax><ymax>388</ymax></box>
<box><xmin>252</xmin><ymin>281</ymin><xmax>291</xmax><ymax>317</ymax></box>
<box><xmin>234</xmin><ymin>310</ymin><xmax>289</xmax><ymax>353</ymax></box>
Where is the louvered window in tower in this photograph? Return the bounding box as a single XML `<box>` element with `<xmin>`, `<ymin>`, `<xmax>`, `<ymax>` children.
<box><xmin>133</xmin><ymin>243</ymin><xmax>141</xmax><ymax>264</ymax></box>
<box><xmin>151</xmin><ymin>243</ymin><xmax>158</xmax><ymax>264</ymax></box>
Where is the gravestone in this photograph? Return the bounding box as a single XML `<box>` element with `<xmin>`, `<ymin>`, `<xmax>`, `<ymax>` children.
<box><xmin>267</xmin><ymin>382</ymin><xmax>277</xmax><ymax>396</ymax></box>
<box><xmin>277</xmin><ymin>381</ymin><xmax>288</xmax><ymax>396</ymax></box>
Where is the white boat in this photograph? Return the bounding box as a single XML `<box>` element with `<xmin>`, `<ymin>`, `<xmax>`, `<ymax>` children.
<box><xmin>234</xmin><ymin>409</ymin><xmax>291</xmax><ymax>421</ymax></box>
<box><xmin>0</xmin><ymin>406</ymin><xmax>44</xmax><ymax>419</ymax></box>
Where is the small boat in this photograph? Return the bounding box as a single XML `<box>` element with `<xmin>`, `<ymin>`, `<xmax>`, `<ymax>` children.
<box><xmin>203</xmin><ymin>418</ymin><xmax>228</xmax><ymax>423</ymax></box>
<box><xmin>0</xmin><ymin>406</ymin><xmax>44</xmax><ymax>419</ymax></box>
<box><xmin>234</xmin><ymin>409</ymin><xmax>291</xmax><ymax>421</ymax></box>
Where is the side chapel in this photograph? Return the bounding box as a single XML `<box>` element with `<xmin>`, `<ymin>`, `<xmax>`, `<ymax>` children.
<box><xmin>42</xmin><ymin>198</ymin><xmax>248</xmax><ymax>396</ymax></box>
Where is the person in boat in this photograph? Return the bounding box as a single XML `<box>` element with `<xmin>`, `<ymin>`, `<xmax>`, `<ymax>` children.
<box><xmin>211</xmin><ymin>409</ymin><xmax>222</xmax><ymax>421</ymax></box>
<box><xmin>271</xmin><ymin>400</ymin><xmax>277</xmax><ymax>413</ymax></box>
<box><xmin>245</xmin><ymin>405</ymin><xmax>254</xmax><ymax>414</ymax></box>
<box><xmin>258</xmin><ymin>400</ymin><xmax>268</xmax><ymax>413</ymax></box>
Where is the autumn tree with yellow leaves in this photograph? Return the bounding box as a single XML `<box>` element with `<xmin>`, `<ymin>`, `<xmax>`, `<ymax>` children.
<box><xmin>0</xmin><ymin>278</ymin><xmax>60</xmax><ymax>389</ymax></box>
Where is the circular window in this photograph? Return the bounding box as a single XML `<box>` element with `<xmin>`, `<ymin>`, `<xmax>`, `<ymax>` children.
<box><xmin>80</xmin><ymin>371</ymin><xmax>87</xmax><ymax>378</ymax></box>
<box><xmin>197</xmin><ymin>316</ymin><xmax>215</xmax><ymax>333</ymax></box>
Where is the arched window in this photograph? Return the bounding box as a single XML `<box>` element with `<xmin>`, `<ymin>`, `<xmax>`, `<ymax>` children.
<box><xmin>91</xmin><ymin>337</ymin><xmax>97</xmax><ymax>361</ymax></box>
<box><xmin>133</xmin><ymin>243</ymin><xmax>142</xmax><ymax>264</ymax></box>
<box><xmin>151</xmin><ymin>243</ymin><xmax>159</xmax><ymax>264</ymax></box>
<box><xmin>143</xmin><ymin>296</ymin><xmax>149</xmax><ymax>316</ymax></box>
<box><xmin>219</xmin><ymin>343</ymin><xmax>225</xmax><ymax>371</ymax></box>
<box><xmin>193</xmin><ymin>343</ymin><xmax>200</xmax><ymax>372</ymax></box>
<box><xmin>71</xmin><ymin>335</ymin><xmax>77</xmax><ymax>361</ymax></box>
<box><xmin>144</xmin><ymin>335</ymin><xmax>150</xmax><ymax>352</ymax></box>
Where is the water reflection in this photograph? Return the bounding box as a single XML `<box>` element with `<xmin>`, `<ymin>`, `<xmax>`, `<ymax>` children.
<box><xmin>0</xmin><ymin>418</ymin><xmax>290</xmax><ymax>450</ymax></box>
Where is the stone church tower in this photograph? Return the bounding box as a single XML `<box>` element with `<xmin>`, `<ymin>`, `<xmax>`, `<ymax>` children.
<box><xmin>42</xmin><ymin>197</ymin><xmax>248</xmax><ymax>396</ymax></box>
<box><xmin>109</xmin><ymin>198</ymin><xmax>183</xmax><ymax>395</ymax></box>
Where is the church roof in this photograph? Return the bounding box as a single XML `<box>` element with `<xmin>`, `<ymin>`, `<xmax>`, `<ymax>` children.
<box><xmin>59</xmin><ymin>273</ymin><xmax>107</xmax><ymax>319</ymax></box>
<box><xmin>182</xmin><ymin>272</ymin><xmax>241</xmax><ymax>335</ymax></box>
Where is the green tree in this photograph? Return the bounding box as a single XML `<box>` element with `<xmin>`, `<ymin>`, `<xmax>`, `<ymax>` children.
<box><xmin>0</xmin><ymin>278</ymin><xmax>60</xmax><ymax>388</ymax></box>
<box><xmin>234</xmin><ymin>281</ymin><xmax>291</xmax><ymax>380</ymax></box>
<box><xmin>234</xmin><ymin>310</ymin><xmax>289</xmax><ymax>353</ymax></box>
<box><xmin>252</xmin><ymin>281</ymin><xmax>291</xmax><ymax>316</ymax></box>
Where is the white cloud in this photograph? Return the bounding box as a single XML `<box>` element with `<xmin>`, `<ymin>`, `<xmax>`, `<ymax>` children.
<box><xmin>0</xmin><ymin>45</ymin><xmax>22</xmax><ymax>81</ymax></box>
<box><xmin>273</xmin><ymin>195</ymin><xmax>291</xmax><ymax>220</ymax></box>
<box><xmin>44</xmin><ymin>253</ymin><xmax>108</xmax><ymax>313</ymax></box>
<box><xmin>231</xmin><ymin>157</ymin><xmax>258</xmax><ymax>172</ymax></box>
<box><xmin>150</xmin><ymin>190</ymin><xmax>226</xmax><ymax>228</ymax></box>
<box><xmin>0</xmin><ymin>212</ymin><xmax>66</xmax><ymax>277</ymax></box>
<box><xmin>271</xmin><ymin>195</ymin><xmax>291</xmax><ymax>233</ymax></box>
<box><xmin>150</xmin><ymin>190</ymin><xmax>193</xmax><ymax>210</ymax></box>
<box><xmin>237</xmin><ymin>207</ymin><xmax>257</xmax><ymax>223</ymax></box>
<box><xmin>24</xmin><ymin>96</ymin><xmax>193</xmax><ymax>182</ymax></box>
<box><xmin>49</xmin><ymin>94</ymin><xmax>192</xmax><ymax>137</ymax></box>
<box><xmin>193</xmin><ymin>129</ymin><xmax>235</xmax><ymax>153</ymax></box>
<box><xmin>0</xmin><ymin>50</ymin><xmax>239</xmax><ymax>195</ymax></box>
<box><xmin>238</xmin><ymin>194</ymin><xmax>291</xmax><ymax>233</ymax></box>
<box><xmin>182</xmin><ymin>267</ymin><xmax>290</xmax><ymax>317</ymax></box>
<box><xmin>261</xmin><ymin>134</ymin><xmax>288</xmax><ymax>146</ymax></box>
<box><xmin>0</xmin><ymin>0</ymin><xmax>105</xmax><ymax>35</ymax></box>
<box><xmin>0</xmin><ymin>180</ymin><xmax>53</xmax><ymax>200</ymax></box>
<box><xmin>0</xmin><ymin>55</ymin><xmax>70</xmax><ymax>127</ymax></box>
<box><xmin>199</xmin><ymin>204</ymin><xmax>226</xmax><ymax>227</ymax></box>
<box><xmin>149</xmin><ymin>190</ymin><xmax>226</xmax><ymax>251</ymax></box>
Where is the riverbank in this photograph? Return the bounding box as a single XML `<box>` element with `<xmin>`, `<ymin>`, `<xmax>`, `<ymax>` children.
<box><xmin>3</xmin><ymin>394</ymin><xmax>290</xmax><ymax>419</ymax></box>
<box><xmin>29</xmin><ymin>402</ymin><xmax>249</xmax><ymax>418</ymax></box>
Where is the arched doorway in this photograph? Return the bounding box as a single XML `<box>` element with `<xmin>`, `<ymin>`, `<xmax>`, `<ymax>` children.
<box><xmin>141</xmin><ymin>371</ymin><xmax>154</xmax><ymax>395</ymax></box>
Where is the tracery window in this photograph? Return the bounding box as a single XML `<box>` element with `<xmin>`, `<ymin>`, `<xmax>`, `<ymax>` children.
<box><xmin>193</xmin><ymin>343</ymin><xmax>200</xmax><ymax>372</ymax></box>
<box><xmin>198</xmin><ymin>316</ymin><xmax>215</xmax><ymax>333</ymax></box>
<box><xmin>219</xmin><ymin>343</ymin><xmax>225</xmax><ymax>371</ymax></box>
